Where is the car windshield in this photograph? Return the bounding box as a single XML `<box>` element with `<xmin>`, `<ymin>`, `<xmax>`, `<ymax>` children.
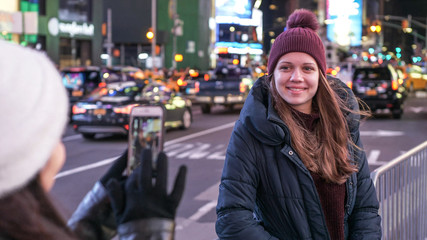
<box><xmin>102</xmin><ymin>67</ymin><xmax>145</xmax><ymax>83</ymax></box>
<box><xmin>353</xmin><ymin>68</ymin><xmax>391</xmax><ymax>81</ymax></box>
<box><xmin>215</xmin><ymin>67</ymin><xmax>250</xmax><ymax>80</ymax></box>
<box><xmin>141</xmin><ymin>83</ymin><xmax>172</xmax><ymax>101</ymax></box>
<box><xmin>61</xmin><ymin>70</ymin><xmax>100</xmax><ymax>89</ymax></box>
<box><xmin>85</xmin><ymin>84</ymin><xmax>140</xmax><ymax>101</ymax></box>
<box><xmin>105</xmin><ymin>86</ymin><xmax>140</xmax><ymax>97</ymax></box>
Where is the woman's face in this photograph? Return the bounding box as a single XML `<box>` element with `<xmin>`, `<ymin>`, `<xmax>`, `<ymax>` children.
<box><xmin>273</xmin><ymin>52</ymin><xmax>319</xmax><ymax>114</ymax></box>
<box><xmin>40</xmin><ymin>142</ymin><xmax>66</xmax><ymax>192</ymax></box>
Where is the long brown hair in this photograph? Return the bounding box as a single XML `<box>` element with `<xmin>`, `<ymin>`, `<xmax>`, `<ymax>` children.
<box><xmin>0</xmin><ymin>175</ymin><xmax>77</xmax><ymax>240</ymax></box>
<box><xmin>268</xmin><ymin>72</ymin><xmax>364</xmax><ymax>184</ymax></box>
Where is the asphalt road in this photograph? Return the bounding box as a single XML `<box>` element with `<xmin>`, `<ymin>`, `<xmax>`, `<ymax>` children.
<box><xmin>52</xmin><ymin>91</ymin><xmax>427</xmax><ymax>240</ymax></box>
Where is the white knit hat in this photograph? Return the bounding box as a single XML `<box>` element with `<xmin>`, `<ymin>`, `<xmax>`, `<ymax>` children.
<box><xmin>0</xmin><ymin>40</ymin><xmax>68</xmax><ymax>198</ymax></box>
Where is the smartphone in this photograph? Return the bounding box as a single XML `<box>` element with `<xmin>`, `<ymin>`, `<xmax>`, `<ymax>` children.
<box><xmin>127</xmin><ymin>105</ymin><xmax>165</xmax><ymax>175</ymax></box>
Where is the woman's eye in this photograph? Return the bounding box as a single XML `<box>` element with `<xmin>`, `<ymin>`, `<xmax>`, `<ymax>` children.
<box><xmin>304</xmin><ymin>67</ymin><xmax>314</xmax><ymax>71</ymax></box>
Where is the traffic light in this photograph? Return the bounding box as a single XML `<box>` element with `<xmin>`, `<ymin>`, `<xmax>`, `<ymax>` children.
<box><xmin>401</xmin><ymin>19</ymin><xmax>408</xmax><ymax>29</ymax></box>
<box><xmin>174</xmin><ymin>54</ymin><xmax>183</xmax><ymax>62</ymax></box>
<box><xmin>146</xmin><ymin>28</ymin><xmax>154</xmax><ymax>41</ymax></box>
<box><xmin>370</xmin><ymin>22</ymin><xmax>381</xmax><ymax>33</ymax></box>
<box><xmin>401</xmin><ymin>19</ymin><xmax>412</xmax><ymax>33</ymax></box>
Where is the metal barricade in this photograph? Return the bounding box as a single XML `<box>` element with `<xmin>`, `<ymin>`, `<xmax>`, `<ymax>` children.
<box><xmin>370</xmin><ymin>141</ymin><xmax>427</xmax><ymax>240</ymax></box>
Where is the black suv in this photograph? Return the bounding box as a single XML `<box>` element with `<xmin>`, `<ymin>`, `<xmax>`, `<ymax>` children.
<box><xmin>352</xmin><ymin>65</ymin><xmax>406</xmax><ymax>119</ymax></box>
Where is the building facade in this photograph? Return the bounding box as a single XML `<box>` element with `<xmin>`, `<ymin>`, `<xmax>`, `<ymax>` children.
<box><xmin>103</xmin><ymin>0</ymin><xmax>212</xmax><ymax>71</ymax></box>
<box><xmin>0</xmin><ymin>0</ymin><xmax>103</xmax><ymax>68</ymax></box>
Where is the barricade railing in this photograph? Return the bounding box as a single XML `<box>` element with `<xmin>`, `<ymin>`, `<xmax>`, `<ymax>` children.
<box><xmin>370</xmin><ymin>141</ymin><xmax>427</xmax><ymax>240</ymax></box>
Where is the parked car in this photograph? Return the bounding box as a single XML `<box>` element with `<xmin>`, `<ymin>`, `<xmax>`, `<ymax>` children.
<box><xmin>352</xmin><ymin>64</ymin><xmax>406</xmax><ymax>119</ymax></box>
<box><xmin>71</xmin><ymin>81</ymin><xmax>192</xmax><ymax>139</ymax></box>
<box><xmin>195</xmin><ymin>65</ymin><xmax>254</xmax><ymax>113</ymax></box>
<box><xmin>61</xmin><ymin>66</ymin><xmax>103</xmax><ymax>115</ymax></box>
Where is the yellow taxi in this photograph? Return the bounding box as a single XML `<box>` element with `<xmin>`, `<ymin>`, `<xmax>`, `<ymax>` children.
<box><xmin>397</xmin><ymin>65</ymin><xmax>427</xmax><ymax>91</ymax></box>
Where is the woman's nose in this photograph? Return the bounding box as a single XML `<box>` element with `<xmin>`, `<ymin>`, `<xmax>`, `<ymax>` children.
<box><xmin>290</xmin><ymin>69</ymin><xmax>303</xmax><ymax>81</ymax></box>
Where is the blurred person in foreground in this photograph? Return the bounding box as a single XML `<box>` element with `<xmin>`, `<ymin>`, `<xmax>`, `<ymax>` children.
<box><xmin>215</xmin><ymin>9</ymin><xmax>381</xmax><ymax>240</ymax></box>
<box><xmin>0</xmin><ymin>40</ymin><xmax>187</xmax><ymax>240</ymax></box>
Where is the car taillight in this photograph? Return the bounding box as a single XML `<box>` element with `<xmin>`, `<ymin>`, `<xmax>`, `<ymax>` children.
<box><xmin>204</xmin><ymin>74</ymin><xmax>209</xmax><ymax>81</ymax></box>
<box><xmin>195</xmin><ymin>81</ymin><xmax>200</xmax><ymax>93</ymax></box>
<box><xmin>381</xmin><ymin>82</ymin><xmax>388</xmax><ymax>89</ymax></box>
<box><xmin>98</xmin><ymin>82</ymin><xmax>106</xmax><ymax>87</ymax></box>
<box><xmin>346</xmin><ymin>81</ymin><xmax>353</xmax><ymax>89</ymax></box>
<box><xmin>113</xmin><ymin>104</ymin><xmax>138</xmax><ymax>114</ymax></box>
<box><xmin>72</xmin><ymin>105</ymin><xmax>87</xmax><ymax>114</ymax></box>
<box><xmin>124</xmin><ymin>124</ymin><xmax>129</xmax><ymax>130</ymax></box>
<box><xmin>240</xmin><ymin>82</ymin><xmax>246</xmax><ymax>93</ymax></box>
<box><xmin>392</xmin><ymin>80</ymin><xmax>398</xmax><ymax>90</ymax></box>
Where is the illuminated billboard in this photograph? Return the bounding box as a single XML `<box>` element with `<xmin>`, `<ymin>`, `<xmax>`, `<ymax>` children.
<box><xmin>326</xmin><ymin>0</ymin><xmax>362</xmax><ymax>46</ymax></box>
<box><xmin>216</xmin><ymin>0</ymin><xmax>252</xmax><ymax>19</ymax></box>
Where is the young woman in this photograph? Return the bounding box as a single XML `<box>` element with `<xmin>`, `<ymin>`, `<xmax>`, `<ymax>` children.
<box><xmin>0</xmin><ymin>40</ymin><xmax>186</xmax><ymax>240</ymax></box>
<box><xmin>216</xmin><ymin>9</ymin><xmax>381</xmax><ymax>240</ymax></box>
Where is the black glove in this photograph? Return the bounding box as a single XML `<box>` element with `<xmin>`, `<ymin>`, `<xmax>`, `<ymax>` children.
<box><xmin>68</xmin><ymin>149</ymin><xmax>128</xmax><ymax>239</ymax></box>
<box><xmin>106</xmin><ymin>149</ymin><xmax>187</xmax><ymax>225</ymax></box>
<box><xmin>100</xmin><ymin>149</ymin><xmax>128</xmax><ymax>186</ymax></box>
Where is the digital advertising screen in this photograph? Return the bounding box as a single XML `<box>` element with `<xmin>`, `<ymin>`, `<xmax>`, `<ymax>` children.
<box><xmin>215</xmin><ymin>0</ymin><xmax>252</xmax><ymax>19</ymax></box>
<box><xmin>326</xmin><ymin>0</ymin><xmax>363</xmax><ymax>46</ymax></box>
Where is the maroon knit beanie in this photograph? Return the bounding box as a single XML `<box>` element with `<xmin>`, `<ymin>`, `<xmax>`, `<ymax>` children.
<box><xmin>267</xmin><ymin>9</ymin><xmax>326</xmax><ymax>76</ymax></box>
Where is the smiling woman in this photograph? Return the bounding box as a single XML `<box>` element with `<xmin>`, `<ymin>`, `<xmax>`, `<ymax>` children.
<box><xmin>216</xmin><ymin>9</ymin><xmax>381</xmax><ymax>240</ymax></box>
<box><xmin>272</xmin><ymin>52</ymin><xmax>319</xmax><ymax>114</ymax></box>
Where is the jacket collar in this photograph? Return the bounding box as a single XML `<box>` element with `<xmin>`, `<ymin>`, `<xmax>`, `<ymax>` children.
<box><xmin>239</xmin><ymin>76</ymin><xmax>290</xmax><ymax>146</ymax></box>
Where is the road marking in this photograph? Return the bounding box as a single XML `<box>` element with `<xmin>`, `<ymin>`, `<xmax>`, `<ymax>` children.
<box><xmin>165</xmin><ymin>143</ymin><xmax>226</xmax><ymax>160</ymax></box>
<box><xmin>415</xmin><ymin>91</ymin><xmax>427</xmax><ymax>98</ymax></box>
<box><xmin>62</xmin><ymin>134</ymin><xmax>82</xmax><ymax>142</ymax></box>
<box><xmin>367</xmin><ymin>150</ymin><xmax>387</xmax><ymax>165</ymax></box>
<box><xmin>55</xmin><ymin>157</ymin><xmax>117</xmax><ymax>179</ymax></box>
<box><xmin>176</xmin><ymin>199</ymin><xmax>218</xmax><ymax>230</ymax></box>
<box><xmin>408</xmin><ymin>107</ymin><xmax>424</xmax><ymax>113</ymax></box>
<box><xmin>56</xmin><ymin>121</ymin><xmax>235</xmax><ymax>178</ymax></box>
<box><xmin>176</xmin><ymin>181</ymin><xmax>221</xmax><ymax>230</ymax></box>
<box><xmin>165</xmin><ymin>122</ymin><xmax>235</xmax><ymax>146</ymax></box>
<box><xmin>195</xmin><ymin>181</ymin><xmax>221</xmax><ymax>201</ymax></box>
<box><xmin>360</xmin><ymin>130</ymin><xmax>404</xmax><ymax>137</ymax></box>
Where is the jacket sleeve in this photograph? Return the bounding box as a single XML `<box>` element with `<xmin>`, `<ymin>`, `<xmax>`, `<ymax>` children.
<box><xmin>339</xmin><ymin>78</ymin><xmax>382</xmax><ymax>239</ymax></box>
<box><xmin>347</xmin><ymin>129</ymin><xmax>382</xmax><ymax>239</ymax></box>
<box><xmin>67</xmin><ymin>181</ymin><xmax>117</xmax><ymax>240</ymax></box>
<box><xmin>117</xmin><ymin>218</ymin><xmax>175</xmax><ymax>240</ymax></box>
<box><xmin>216</xmin><ymin>121</ymin><xmax>278</xmax><ymax>240</ymax></box>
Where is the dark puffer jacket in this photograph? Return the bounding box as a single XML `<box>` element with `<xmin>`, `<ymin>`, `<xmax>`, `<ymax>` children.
<box><xmin>216</xmin><ymin>76</ymin><xmax>381</xmax><ymax>240</ymax></box>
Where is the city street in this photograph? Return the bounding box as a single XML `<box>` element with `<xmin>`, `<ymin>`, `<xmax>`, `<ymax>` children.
<box><xmin>52</xmin><ymin>91</ymin><xmax>427</xmax><ymax>240</ymax></box>
<box><xmin>2</xmin><ymin>0</ymin><xmax>427</xmax><ymax>238</ymax></box>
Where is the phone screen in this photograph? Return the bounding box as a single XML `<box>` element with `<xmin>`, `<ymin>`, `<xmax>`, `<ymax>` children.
<box><xmin>128</xmin><ymin>112</ymin><xmax>163</xmax><ymax>175</ymax></box>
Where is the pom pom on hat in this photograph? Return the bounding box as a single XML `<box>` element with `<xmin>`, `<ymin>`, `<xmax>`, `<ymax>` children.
<box><xmin>267</xmin><ymin>9</ymin><xmax>326</xmax><ymax>76</ymax></box>
<box><xmin>286</xmin><ymin>9</ymin><xmax>319</xmax><ymax>31</ymax></box>
<box><xmin>0</xmin><ymin>41</ymin><xmax>68</xmax><ymax>198</ymax></box>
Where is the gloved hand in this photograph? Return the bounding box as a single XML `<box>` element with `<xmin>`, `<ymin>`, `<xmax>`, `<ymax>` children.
<box><xmin>100</xmin><ymin>149</ymin><xmax>128</xmax><ymax>186</ymax></box>
<box><xmin>68</xmin><ymin>149</ymin><xmax>128</xmax><ymax>239</ymax></box>
<box><xmin>106</xmin><ymin>149</ymin><xmax>187</xmax><ymax>225</ymax></box>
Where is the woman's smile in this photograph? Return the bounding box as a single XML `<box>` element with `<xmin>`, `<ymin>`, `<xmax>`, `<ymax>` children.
<box><xmin>273</xmin><ymin>52</ymin><xmax>319</xmax><ymax>114</ymax></box>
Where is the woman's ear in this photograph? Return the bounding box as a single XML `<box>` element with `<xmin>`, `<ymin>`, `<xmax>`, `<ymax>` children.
<box><xmin>39</xmin><ymin>142</ymin><xmax>66</xmax><ymax>192</ymax></box>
